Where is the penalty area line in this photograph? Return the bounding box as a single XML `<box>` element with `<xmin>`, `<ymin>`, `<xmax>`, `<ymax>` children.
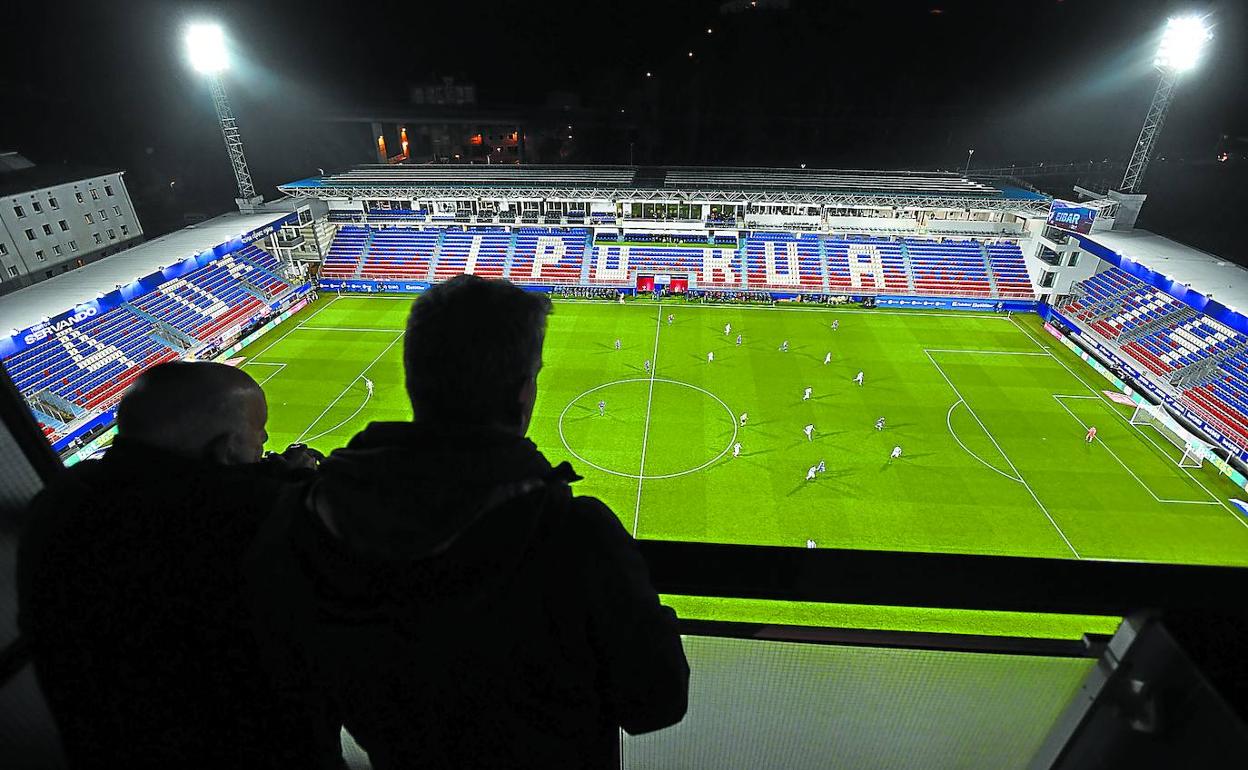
<box><xmin>927</xmin><ymin>350</ymin><xmax>1082</xmax><ymax>559</ymax></box>
<box><xmin>293</xmin><ymin>330</ymin><xmax>402</xmax><ymax>445</ymax></box>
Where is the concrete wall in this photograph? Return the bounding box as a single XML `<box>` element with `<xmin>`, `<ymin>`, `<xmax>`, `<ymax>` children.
<box><xmin>0</xmin><ymin>173</ymin><xmax>143</xmax><ymax>295</ymax></box>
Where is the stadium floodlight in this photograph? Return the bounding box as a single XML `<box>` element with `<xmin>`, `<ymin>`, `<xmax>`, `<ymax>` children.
<box><xmin>184</xmin><ymin>22</ymin><xmax>262</xmax><ymax>208</ymax></box>
<box><xmin>1121</xmin><ymin>15</ymin><xmax>1212</xmax><ymax>193</ymax></box>
<box><xmin>1154</xmin><ymin>16</ymin><xmax>1211</xmax><ymax>72</ymax></box>
<box><xmin>185</xmin><ymin>23</ymin><xmax>228</xmax><ymax>74</ymax></box>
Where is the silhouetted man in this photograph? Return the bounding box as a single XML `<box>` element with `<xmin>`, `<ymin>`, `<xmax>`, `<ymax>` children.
<box><xmin>252</xmin><ymin>275</ymin><xmax>689</xmax><ymax>769</ymax></box>
<box><xmin>18</xmin><ymin>361</ymin><xmax>338</xmax><ymax>769</ymax></box>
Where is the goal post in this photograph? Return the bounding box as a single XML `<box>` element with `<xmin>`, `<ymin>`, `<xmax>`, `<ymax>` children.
<box><xmin>1128</xmin><ymin>401</ymin><xmax>1211</xmax><ymax>468</ymax></box>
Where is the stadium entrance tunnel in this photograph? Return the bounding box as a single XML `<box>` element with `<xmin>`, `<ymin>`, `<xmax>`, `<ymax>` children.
<box><xmin>558</xmin><ymin>378</ymin><xmax>737</xmax><ymax>479</ymax></box>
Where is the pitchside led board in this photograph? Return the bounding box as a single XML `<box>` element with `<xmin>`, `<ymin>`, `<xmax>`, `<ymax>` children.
<box><xmin>1048</xmin><ymin>200</ymin><xmax>1097</xmax><ymax>235</ymax></box>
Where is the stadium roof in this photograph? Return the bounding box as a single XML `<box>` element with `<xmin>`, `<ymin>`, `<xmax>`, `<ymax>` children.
<box><xmin>0</xmin><ymin>209</ymin><xmax>288</xmax><ymax>335</ymax></box>
<box><xmin>279</xmin><ymin>164</ymin><xmax>1052</xmax><ymax>214</ymax></box>
<box><xmin>1085</xmin><ymin>229</ymin><xmax>1248</xmax><ymax>313</ymax></box>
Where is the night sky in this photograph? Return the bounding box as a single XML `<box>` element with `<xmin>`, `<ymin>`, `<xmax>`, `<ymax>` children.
<box><xmin>2</xmin><ymin>0</ymin><xmax>1245</xmax><ymax>258</ymax></box>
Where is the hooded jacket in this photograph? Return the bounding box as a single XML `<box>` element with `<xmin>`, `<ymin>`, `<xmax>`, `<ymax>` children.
<box><xmin>248</xmin><ymin>421</ymin><xmax>689</xmax><ymax>770</ymax></box>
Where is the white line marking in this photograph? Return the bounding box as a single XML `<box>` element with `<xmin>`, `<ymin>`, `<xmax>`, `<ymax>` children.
<box><xmin>1051</xmin><ymin>395</ymin><xmax>1219</xmax><ymax>505</ymax></box>
<box><xmin>302</xmin><ymin>385</ymin><xmax>375</xmax><ymax>444</ymax></box>
<box><xmin>924</xmin><ymin>349</ymin><xmax>1048</xmax><ymax>356</ymax></box>
<box><xmin>244</xmin><ymin>361</ymin><xmax>287</xmax><ymax>387</ymax></box>
<box><xmin>244</xmin><ymin>297</ymin><xmax>341</xmax><ymax>364</ymax></box>
<box><xmin>634</xmin><ymin>305</ymin><xmax>663</xmax><ymax>537</ymax></box>
<box><xmin>945</xmin><ymin>400</ymin><xmax>1023</xmax><ymax>483</ymax></box>
<box><xmin>293</xmin><ymin>331</ymin><xmax>402</xmax><ymax>444</ymax></box>
<box><xmin>927</xmin><ymin>350</ymin><xmax>1081</xmax><ymax>558</ymax></box>
<box><xmin>296</xmin><ymin>326</ymin><xmax>403</xmax><ymax>332</ymax></box>
<box><xmin>1010</xmin><ymin>316</ymin><xmax>1248</xmax><ymax>531</ymax></box>
<box><xmin>558</xmin><ymin>377</ymin><xmax>737</xmax><ymax>480</ymax></box>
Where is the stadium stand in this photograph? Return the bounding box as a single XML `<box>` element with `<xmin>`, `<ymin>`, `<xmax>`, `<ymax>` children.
<box><xmin>905</xmin><ymin>239</ymin><xmax>992</xmax><ymax>297</ymax></box>
<box><xmin>825</xmin><ymin>235</ymin><xmax>910</xmax><ymax>294</ymax></box>
<box><xmin>1061</xmin><ymin>266</ymin><xmax>1248</xmax><ymax>448</ymax></box>
<box><xmin>743</xmin><ymin>232</ymin><xmax>824</xmax><ymax>291</ymax></box>
<box><xmin>434</xmin><ymin>228</ymin><xmax>511</xmax><ymax>280</ymax></box>
<box><xmin>589</xmin><ymin>243</ymin><xmax>743</xmax><ymax>289</ymax></box>
<box><xmin>5</xmin><ymin>305</ymin><xmax>179</xmax><ymax>426</ymax></box>
<box><xmin>509</xmin><ymin>227</ymin><xmax>589</xmax><ymax>283</ymax></box>
<box><xmin>318</xmin><ymin>225</ymin><xmax>1037</xmax><ymax>299</ymax></box>
<box><xmin>360</xmin><ymin>228</ymin><xmax>439</xmax><ymax>279</ymax></box>
<box><xmin>3</xmin><ymin>243</ymin><xmax>295</xmax><ymax>443</ymax></box>
<box><xmin>321</xmin><ymin>225</ymin><xmax>369</xmax><ymax>278</ymax></box>
<box><xmin>985</xmin><ymin>242</ymin><xmax>1035</xmax><ymax>299</ymax></box>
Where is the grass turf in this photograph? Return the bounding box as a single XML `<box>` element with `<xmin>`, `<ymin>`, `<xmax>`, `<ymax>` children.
<box><xmin>239</xmin><ymin>294</ymin><xmax>1248</xmax><ymax>638</ymax></box>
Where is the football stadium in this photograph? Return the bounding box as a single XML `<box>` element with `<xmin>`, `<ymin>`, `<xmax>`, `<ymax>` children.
<box><xmin>3</xmin><ymin>5</ymin><xmax>1248</xmax><ymax>768</ymax></box>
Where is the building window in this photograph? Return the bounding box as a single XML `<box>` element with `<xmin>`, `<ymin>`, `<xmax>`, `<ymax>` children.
<box><xmin>90</xmin><ymin>189</ymin><xmax>99</xmax><ymax>200</ymax></box>
<box><xmin>53</xmin><ymin>244</ymin><xmax>62</xmax><ymax>256</ymax></box>
<box><xmin>32</xmin><ymin>201</ymin><xmax>42</xmax><ymax>213</ymax></box>
<box><xmin>69</xmin><ymin>240</ymin><xmax>78</xmax><ymax>252</ymax></box>
<box><xmin>49</xmin><ymin>196</ymin><xmax>59</xmax><ymax>209</ymax></box>
<box><xmin>75</xmin><ymin>192</ymin><xmax>84</xmax><ymax>204</ymax></box>
<box><xmin>84</xmin><ymin>213</ymin><xmax>93</xmax><ymax>225</ymax></box>
<box><xmin>24</xmin><ymin>228</ymin><xmax>35</xmax><ymax>240</ymax></box>
<box><xmin>45</xmin><ymin>270</ymin><xmax>54</xmax><ymax>279</ymax></box>
<box><xmin>113</xmin><ymin>205</ymin><xmax>121</xmax><ymax>216</ymax></box>
<box><xmin>36</xmin><ymin>250</ymin><xmax>45</xmax><ymax>261</ymax></box>
<box><xmin>59</xmin><ymin>219</ymin><xmax>69</xmax><ymax>231</ymax></box>
<box><xmin>0</xmin><ymin>243</ymin><xmax>6</xmax><ymax>255</ymax></box>
<box><xmin>42</xmin><ymin>223</ymin><xmax>52</xmax><ymax>236</ymax></box>
<box><xmin>120</xmin><ymin>224</ymin><xmax>130</xmax><ymax>236</ymax></box>
<box><xmin>93</xmin><ymin>233</ymin><xmax>103</xmax><ymax>245</ymax></box>
<box><xmin>107</xmin><ymin>228</ymin><xmax>116</xmax><ymax>240</ymax></box>
<box><xmin>105</xmin><ymin>184</ymin><xmax>114</xmax><ymax>196</ymax></box>
<box><xmin>13</xmin><ymin>205</ymin><xmax>25</xmax><ymax>218</ymax></box>
<box><xmin>6</xmin><ymin>266</ymin><xmax>17</xmax><ymax>278</ymax></box>
<box><xmin>1067</xmin><ymin>252</ymin><xmax>1081</xmax><ymax>267</ymax></box>
<box><xmin>1040</xmin><ymin>270</ymin><xmax>1057</xmax><ymax>288</ymax></box>
<box><xmin>99</xmin><ymin>209</ymin><xmax>109</xmax><ymax>221</ymax></box>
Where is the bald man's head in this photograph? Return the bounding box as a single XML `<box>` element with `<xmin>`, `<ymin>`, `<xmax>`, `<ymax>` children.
<box><xmin>115</xmin><ymin>362</ymin><xmax>268</xmax><ymax>465</ymax></box>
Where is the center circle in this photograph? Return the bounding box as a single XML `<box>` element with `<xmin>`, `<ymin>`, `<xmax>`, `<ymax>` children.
<box><xmin>558</xmin><ymin>378</ymin><xmax>737</xmax><ymax>479</ymax></box>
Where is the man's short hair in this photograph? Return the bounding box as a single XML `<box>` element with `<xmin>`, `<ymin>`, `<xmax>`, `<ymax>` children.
<box><xmin>404</xmin><ymin>276</ymin><xmax>552</xmax><ymax>426</ymax></box>
<box><xmin>115</xmin><ymin>361</ymin><xmax>262</xmax><ymax>454</ymax></box>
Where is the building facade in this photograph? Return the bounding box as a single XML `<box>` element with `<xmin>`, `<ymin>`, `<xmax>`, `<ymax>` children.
<box><xmin>0</xmin><ymin>153</ymin><xmax>144</xmax><ymax>296</ymax></box>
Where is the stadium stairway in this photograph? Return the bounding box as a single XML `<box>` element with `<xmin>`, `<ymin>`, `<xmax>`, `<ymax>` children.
<box><xmin>901</xmin><ymin>242</ymin><xmax>917</xmax><ymax>294</ymax></box>
<box><xmin>502</xmin><ymin>230</ymin><xmax>519</xmax><ymax>279</ymax></box>
<box><xmin>980</xmin><ymin>243</ymin><xmax>1000</xmax><ymax>296</ymax></box>
<box><xmin>121</xmin><ymin>302</ymin><xmax>193</xmax><ymax>352</ymax></box>
<box><xmin>579</xmin><ymin>230</ymin><xmax>594</xmax><ymax>284</ymax></box>
<box><xmin>425</xmin><ymin>230</ymin><xmax>445</xmax><ymax>280</ymax></box>
<box><xmin>816</xmin><ymin>236</ymin><xmax>831</xmax><ymax>293</ymax></box>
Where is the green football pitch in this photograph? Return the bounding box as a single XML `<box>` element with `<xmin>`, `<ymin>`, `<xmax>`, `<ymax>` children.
<box><xmin>236</xmin><ymin>294</ymin><xmax>1248</xmax><ymax>638</ymax></box>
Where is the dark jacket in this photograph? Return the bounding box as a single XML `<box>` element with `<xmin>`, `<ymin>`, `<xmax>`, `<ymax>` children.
<box><xmin>16</xmin><ymin>438</ymin><xmax>340</xmax><ymax>769</ymax></box>
<box><xmin>249</xmin><ymin>421</ymin><xmax>689</xmax><ymax>770</ymax></box>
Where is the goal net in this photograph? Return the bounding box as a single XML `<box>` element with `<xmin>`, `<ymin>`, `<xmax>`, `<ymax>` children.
<box><xmin>1128</xmin><ymin>401</ymin><xmax>1211</xmax><ymax>468</ymax></box>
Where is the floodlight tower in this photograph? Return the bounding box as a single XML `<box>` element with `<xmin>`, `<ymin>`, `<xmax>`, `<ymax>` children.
<box><xmin>1120</xmin><ymin>16</ymin><xmax>1212</xmax><ymax>194</ymax></box>
<box><xmin>185</xmin><ymin>23</ymin><xmax>263</xmax><ymax>209</ymax></box>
